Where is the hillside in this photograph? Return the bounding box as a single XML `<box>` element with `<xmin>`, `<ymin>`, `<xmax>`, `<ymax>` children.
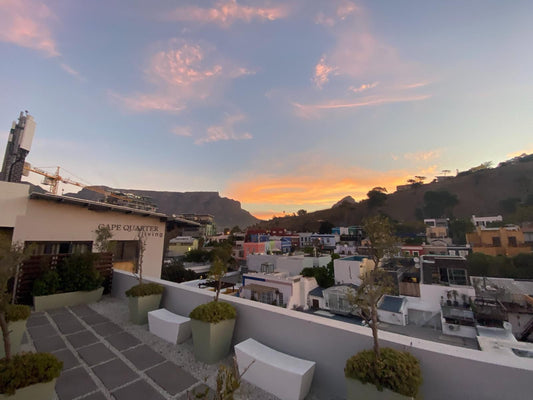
<box><xmin>254</xmin><ymin>157</ymin><xmax>533</xmax><ymax>231</ymax></box>
<box><xmin>65</xmin><ymin>188</ymin><xmax>259</xmax><ymax>229</ymax></box>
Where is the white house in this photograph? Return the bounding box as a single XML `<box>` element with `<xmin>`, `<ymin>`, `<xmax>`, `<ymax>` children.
<box><xmin>377</xmin><ymin>295</ymin><xmax>408</xmax><ymax>326</ymax></box>
<box><xmin>240</xmin><ymin>271</ymin><xmax>318</xmax><ymax>310</ymax></box>
<box><xmin>333</xmin><ymin>255</ymin><xmax>375</xmax><ymax>286</ymax></box>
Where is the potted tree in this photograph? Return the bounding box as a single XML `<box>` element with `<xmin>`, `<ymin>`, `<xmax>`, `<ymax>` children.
<box><xmin>0</xmin><ymin>239</ymin><xmax>62</xmax><ymax>399</ymax></box>
<box><xmin>125</xmin><ymin>235</ymin><xmax>164</xmax><ymax>324</ymax></box>
<box><xmin>189</xmin><ymin>248</ymin><xmax>237</xmax><ymax>364</ymax></box>
<box><xmin>345</xmin><ymin>216</ymin><xmax>422</xmax><ymax>399</ymax></box>
<box><xmin>32</xmin><ymin>252</ymin><xmax>105</xmax><ymax>311</ymax></box>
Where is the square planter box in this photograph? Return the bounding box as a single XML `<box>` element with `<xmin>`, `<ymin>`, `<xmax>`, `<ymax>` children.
<box><xmin>33</xmin><ymin>287</ymin><xmax>104</xmax><ymax>312</ymax></box>
<box><xmin>0</xmin><ymin>319</ymin><xmax>28</xmax><ymax>358</ymax></box>
<box><xmin>191</xmin><ymin>318</ymin><xmax>235</xmax><ymax>364</ymax></box>
<box><xmin>346</xmin><ymin>377</ymin><xmax>415</xmax><ymax>400</ymax></box>
<box><xmin>128</xmin><ymin>294</ymin><xmax>162</xmax><ymax>325</ymax></box>
<box><xmin>0</xmin><ymin>378</ymin><xmax>57</xmax><ymax>400</ymax></box>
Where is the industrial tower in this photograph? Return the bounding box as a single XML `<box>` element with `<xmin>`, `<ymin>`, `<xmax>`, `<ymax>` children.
<box><xmin>0</xmin><ymin>111</ymin><xmax>36</xmax><ymax>183</ymax></box>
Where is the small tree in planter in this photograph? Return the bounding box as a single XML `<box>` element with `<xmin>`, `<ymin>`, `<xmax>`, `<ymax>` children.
<box><xmin>189</xmin><ymin>248</ymin><xmax>237</xmax><ymax>364</ymax></box>
<box><xmin>344</xmin><ymin>216</ymin><xmax>422</xmax><ymax>399</ymax></box>
<box><xmin>125</xmin><ymin>234</ymin><xmax>164</xmax><ymax>324</ymax></box>
<box><xmin>0</xmin><ymin>238</ymin><xmax>62</xmax><ymax>398</ymax></box>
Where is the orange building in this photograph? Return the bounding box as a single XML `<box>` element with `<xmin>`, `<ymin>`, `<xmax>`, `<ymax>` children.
<box><xmin>466</xmin><ymin>225</ymin><xmax>531</xmax><ymax>256</ymax></box>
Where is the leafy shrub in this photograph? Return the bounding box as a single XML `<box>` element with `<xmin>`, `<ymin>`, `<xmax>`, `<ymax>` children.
<box><xmin>0</xmin><ymin>352</ymin><xmax>62</xmax><ymax>395</ymax></box>
<box><xmin>345</xmin><ymin>348</ymin><xmax>422</xmax><ymax>397</ymax></box>
<box><xmin>125</xmin><ymin>282</ymin><xmax>164</xmax><ymax>297</ymax></box>
<box><xmin>189</xmin><ymin>301</ymin><xmax>236</xmax><ymax>323</ymax></box>
<box><xmin>5</xmin><ymin>304</ymin><xmax>31</xmax><ymax>323</ymax></box>
<box><xmin>32</xmin><ymin>270</ymin><xmax>61</xmax><ymax>296</ymax></box>
<box><xmin>161</xmin><ymin>261</ymin><xmax>197</xmax><ymax>283</ymax></box>
<box><xmin>57</xmin><ymin>253</ymin><xmax>103</xmax><ymax>292</ymax></box>
<box><xmin>32</xmin><ymin>253</ymin><xmax>103</xmax><ymax>296</ymax></box>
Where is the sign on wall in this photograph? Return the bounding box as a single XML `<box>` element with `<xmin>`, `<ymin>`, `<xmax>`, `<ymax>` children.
<box><xmin>97</xmin><ymin>224</ymin><xmax>163</xmax><ymax>238</ymax></box>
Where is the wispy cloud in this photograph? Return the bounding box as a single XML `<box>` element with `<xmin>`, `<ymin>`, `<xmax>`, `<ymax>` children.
<box><xmin>164</xmin><ymin>0</ymin><xmax>289</xmax><ymax>28</ymax></box>
<box><xmin>315</xmin><ymin>0</ymin><xmax>358</xmax><ymax>27</ymax></box>
<box><xmin>172</xmin><ymin>126</ymin><xmax>193</xmax><ymax>137</ymax></box>
<box><xmin>293</xmin><ymin>94</ymin><xmax>431</xmax><ymax>118</ymax></box>
<box><xmin>195</xmin><ymin>113</ymin><xmax>252</xmax><ymax>145</ymax></box>
<box><xmin>402</xmin><ymin>150</ymin><xmax>442</xmax><ymax>162</ymax></box>
<box><xmin>60</xmin><ymin>63</ymin><xmax>85</xmax><ymax>81</ymax></box>
<box><xmin>0</xmin><ymin>0</ymin><xmax>59</xmax><ymax>57</ymax></box>
<box><xmin>112</xmin><ymin>39</ymin><xmax>252</xmax><ymax>113</ymax></box>
<box><xmin>313</xmin><ymin>56</ymin><xmax>337</xmax><ymax>88</ymax></box>
<box><xmin>349</xmin><ymin>82</ymin><xmax>379</xmax><ymax>93</ymax></box>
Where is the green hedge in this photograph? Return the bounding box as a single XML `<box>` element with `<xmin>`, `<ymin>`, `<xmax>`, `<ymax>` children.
<box><xmin>32</xmin><ymin>253</ymin><xmax>103</xmax><ymax>296</ymax></box>
<box><xmin>189</xmin><ymin>301</ymin><xmax>236</xmax><ymax>323</ymax></box>
<box><xmin>0</xmin><ymin>352</ymin><xmax>62</xmax><ymax>395</ymax></box>
<box><xmin>345</xmin><ymin>348</ymin><xmax>422</xmax><ymax>397</ymax></box>
<box><xmin>125</xmin><ymin>282</ymin><xmax>164</xmax><ymax>297</ymax></box>
<box><xmin>5</xmin><ymin>304</ymin><xmax>31</xmax><ymax>323</ymax></box>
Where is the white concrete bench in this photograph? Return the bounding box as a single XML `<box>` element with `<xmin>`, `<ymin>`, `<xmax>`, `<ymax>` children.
<box><xmin>234</xmin><ymin>338</ymin><xmax>316</xmax><ymax>400</ymax></box>
<box><xmin>148</xmin><ymin>308</ymin><xmax>191</xmax><ymax>344</ymax></box>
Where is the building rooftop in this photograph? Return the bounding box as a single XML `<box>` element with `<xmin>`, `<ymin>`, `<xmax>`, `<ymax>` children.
<box><xmin>378</xmin><ymin>295</ymin><xmax>407</xmax><ymax>313</ymax></box>
<box><xmin>22</xmin><ymin>297</ymin><xmax>283</xmax><ymax>400</ymax></box>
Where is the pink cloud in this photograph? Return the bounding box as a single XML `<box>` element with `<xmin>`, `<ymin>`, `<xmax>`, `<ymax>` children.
<box><xmin>195</xmin><ymin>114</ymin><xmax>252</xmax><ymax>145</ymax></box>
<box><xmin>0</xmin><ymin>0</ymin><xmax>59</xmax><ymax>57</ymax></box>
<box><xmin>313</xmin><ymin>56</ymin><xmax>338</xmax><ymax>88</ymax></box>
<box><xmin>113</xmin><ymin>40</ymin><xmax>252</xmax><ymax>113</ymax></box>
<box><xmin>293</xmin><ymin>94</ymin><xmax>431</xmax><ymax>118</ymax></box>
<box><xmin>349</xmin><ymin>82</ymin><xmax>379</xmax><ymax>93</ymax></box>
<box><xmin>171</xmin><ymin>126</ymin><xmax>192</xmax><ymax>137</ymax></box>
<box><xmin>315</xmin><ymin>0</ymin><xmax>358</xmax><ymax>27</ymax></box>
<box><xmin>403</xmin><ymin>150</ymin><xmax>442</xmax><ymax>162</ymax></box>
<box><xmin>165</xmin><ymin>0</ymin><xmax>289</xmax><ymax>28</ymax></box>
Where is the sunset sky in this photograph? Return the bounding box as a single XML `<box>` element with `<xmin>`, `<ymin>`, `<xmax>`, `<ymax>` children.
<box><xmin>1</xmin><ymin>0</ymin><xmax>532</xmax><ymax>220</ymax></box>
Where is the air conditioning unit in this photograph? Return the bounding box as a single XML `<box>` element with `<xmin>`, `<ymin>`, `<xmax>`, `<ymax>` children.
<box><xmin>448</xmin><ymin>324</ymin><xmax>456</xmax><ymax>331</ymax></box>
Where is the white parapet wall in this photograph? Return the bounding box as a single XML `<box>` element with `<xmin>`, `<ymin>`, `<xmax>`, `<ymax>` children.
<box><xmin>112</xmin><ymin>270</ymin><xmax>533</xmax><ymax>400</ymax></box>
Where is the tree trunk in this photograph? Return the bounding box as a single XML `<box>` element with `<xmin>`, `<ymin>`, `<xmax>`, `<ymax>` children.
<box><xmin>0</xmin><ymin>312</ymin><xmax>11</xmax><ymax>360</ymax></box>
<box><xmin>215</xmin><ymin>279</ymin><xmax>221</xmax><ymax>302</ymax></box>
<box><xmin>371</xmin><ymin>304</ymin><xmax>380</xmax><ymax>359</ymax></box>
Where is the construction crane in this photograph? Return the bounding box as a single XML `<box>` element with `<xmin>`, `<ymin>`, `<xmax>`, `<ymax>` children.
<box><xmin>23</xmin><ymin>164</ymin><xmax>157</xmax><ymax>212</ymax></box>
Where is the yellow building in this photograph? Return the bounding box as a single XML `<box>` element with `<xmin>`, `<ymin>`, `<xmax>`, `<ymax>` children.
<box><xmin>167</xmin><ymin>236</ymin><xmax>198</xmax><ymax>257</ymax></box>
<box><xmin>466</xmin><ymin>225</ymin><xmax>531</xmax><ymax>256</ymax></box>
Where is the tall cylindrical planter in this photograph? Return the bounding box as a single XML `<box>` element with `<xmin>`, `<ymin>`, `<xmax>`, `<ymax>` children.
<box><xmin>346</xmin><ymin>377</ymin><xmax>415</xmax><ymax>400</ymax></box>
<box><xmin>0</xmin><ymin>319</ymin><xmax>28</xmax><ymax>358</ymax></box>
<box><xmin>128</xmin><ymin>294</ymin><xmax>162</xmax><ymax>325</ymax></box>
<box><xmin>191</xmin><ymin>318</ymin><xmax>235</xmax><ymax>364</ymax></box>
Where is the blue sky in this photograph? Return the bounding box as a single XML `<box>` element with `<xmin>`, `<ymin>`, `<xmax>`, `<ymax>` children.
<box><xmin>1</xmin><ymin>0</ymin><xmax>532</xmax><ymax>219</ymax></box>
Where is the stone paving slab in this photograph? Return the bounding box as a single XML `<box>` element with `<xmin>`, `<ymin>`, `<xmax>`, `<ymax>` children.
<box><xmin>146</xmin><ymin>361</ymin><xmax>198</xmax><ymax>396</ymax></box>
<box><xmin>33</xmin><ymin>335</ymin><xmax>66</xmax><ymax>353</ymax></box>
<box><xmin>50</xmin><ymin>312</ymin><xmax>78</xmax><ymax>325</ymax></box>
<box><xmin>92</xmin><ymin>358</ymin><xmax>138</xmax><ymax>390</ymax></box>
<box><xmin>107</xmin><ymin>331</ymin><xmax>141</xmax><ymax>351</ymax></box>
<box><xmin>79</xmin><ymin>312</ymin><xmax>109</xmax><ymax>325</ymax></box>
<box><xmin>77</xmin><ymin>343</ymin><xmax>116</xmax><ymax>366</ymax></box>
<box><xmin>27</xmin><ymin>322</ymin><xmax>57</xmax><ymax>339</ymax></box>
<box><xmin>91</xmin><ymin>321</ymin><xmax>123</xmax><ymax>337</ymax></box>
<box><xmin>52</xmin><ymin>348</ymin><xmax>80</xmax><ymax>371</ymax></box>
<box><xmin>69</xmin><ymin>304</ymin><xmax>98</xmax><ymax>316</ymax></box>
<box><xmin>79</xmin><ymin>392</ymin><xmax>108</xmax><ymax>400</ymax></box>
<box><xmin>66</xmin><ymin>330</ymin><xmax>99</xmax><ymax>349</ymax></box>
<box><xmin>56</xmin><ymin>366</ymin><xmax>98</xmax><ymax>400</ymax></box>
<box><xmin>26</xmin><ymin>314</ymin><xmax>49</xmax><ymax>327</ymax></box>
<box><xmin>47</xmin><ymin>307</ymin><xmax>71</xmax><ymax>316</ymax></box>
<box><xmin>122</xmin><ymin>344</ymin><xmax>166</xmax><ymax>371</ymax></box>
<box><xmin>112</xmin><ymin>380</ymin><xmax>165</xmax><ymax>400</ymax></box>
<box><xmin>57</xmin><ymin>319</ymin><xmax>85</xmax><ymax>335</ymax></box>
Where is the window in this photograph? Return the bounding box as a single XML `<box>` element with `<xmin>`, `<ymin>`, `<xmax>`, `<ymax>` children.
<box><xmin>508</xmin><ymin>236</ymin><xmax>517</xmax><ymax>247</ymax></box>
<box><xmin>28</xmin><ymin>241</ymin><xmax>92</xmax><ymax>255</ymax></box>
<box><xmin>113</xmin><ymin>240</ymin><xmax>139</xmax><ymax>262</ymax></box>
<box><xmin>492</xmin><ymin>237</ymin><xmax>501</xmax><ymax>246</ymax></box>
<box><xmin>448</xmin><ymin>268</ymin><xmax>468</xmax><ymax>286</ymax></box>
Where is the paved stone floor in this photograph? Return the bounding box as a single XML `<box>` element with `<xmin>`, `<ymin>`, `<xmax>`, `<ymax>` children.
<box><xmin>25</xmin><ymin>304</ymin><xmax>206</xmax><ymax>400</ymax></box>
